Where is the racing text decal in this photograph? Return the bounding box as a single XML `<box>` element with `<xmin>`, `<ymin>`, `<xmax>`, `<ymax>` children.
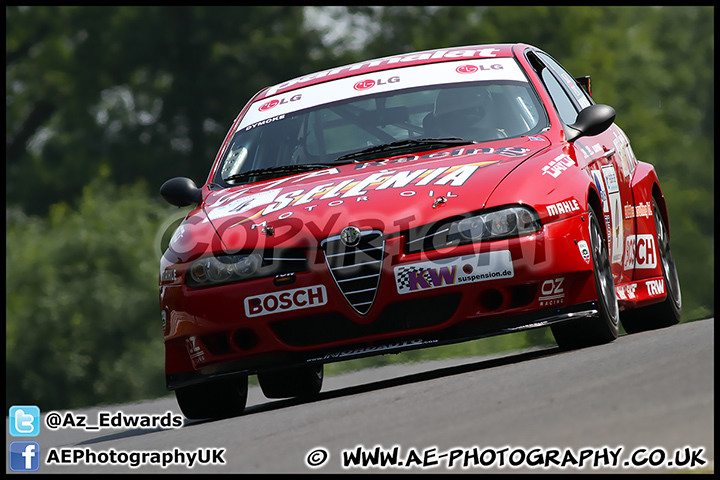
<box><xmin>245</xmin><ymin>285</ymin><xmax>328</xmax><ymax>317</ymax></box>
<box><xmin>208</xmin><ymin>151</ymin><xmax>520</xmax><ymax>224</ymax></box>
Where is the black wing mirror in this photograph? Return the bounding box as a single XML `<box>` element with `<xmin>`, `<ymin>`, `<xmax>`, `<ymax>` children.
<box><xmin>160</xmin><ymin>177</ymin><xmax>202</xmax><ymax>207</ymax></box>
<box><xmin>566</xmin><ymin>104</ymin><xmax>616</xmax><ymax>142</ymax></box>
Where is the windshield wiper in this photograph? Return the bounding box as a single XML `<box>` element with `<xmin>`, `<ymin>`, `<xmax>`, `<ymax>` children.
<box><xmin>333</xmin><ymin>137</ymin><xmax>474</xmax><ymax>163</ymax></box>
<box><xmin>224</xmin><ymin>163</ymin><xmax>338</xmax><ymax>183</ymax></box>
<box><xmin>223</xmin><ymin>138</ymin><xmax>475</xmax><ymax>183</ymax></box>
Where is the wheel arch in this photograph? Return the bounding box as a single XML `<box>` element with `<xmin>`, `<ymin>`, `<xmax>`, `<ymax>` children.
<box><xmin>651</xmin><ymin>182</ymin><xmax>671</xmax><ymax>238</ymax></box>
<box><xmin>586</xmin><ymin>183</ymin><xmax>604</xmax><ymax>233</ymax></box>
<box><xmin>630</xmin><ymin>161</ymin><xmax>670</xmax><ymax>239</ymax></box>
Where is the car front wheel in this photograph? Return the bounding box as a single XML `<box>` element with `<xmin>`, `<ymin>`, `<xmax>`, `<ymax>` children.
<box><xmin>551</xmin><ymin>206</ymin><xmax>620</xmax><ymax>349</ymax></box>
<box><xmin>258</xmin><ymin>364</ymin><xmax>324</xmax><ymax>399</ymax></box>
<box><xmin>175</xmin><ymin>375</ymin><xmax>248</xmax><ymax>420</ymax></box>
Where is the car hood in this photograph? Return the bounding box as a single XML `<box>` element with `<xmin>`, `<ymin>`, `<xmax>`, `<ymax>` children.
<box><xmin>202</xmin><ymin>136</ymin><xmax>551</xmax><ymax>251</ymax></box>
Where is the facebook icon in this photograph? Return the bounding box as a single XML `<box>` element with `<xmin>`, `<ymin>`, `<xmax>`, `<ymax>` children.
<box><xmin>9</xmin><ymin>441</ymin><xmax>40</xmax><ymax>472</ymax></box>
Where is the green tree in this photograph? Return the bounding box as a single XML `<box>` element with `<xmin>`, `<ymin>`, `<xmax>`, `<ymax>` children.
<box><xmin>6</xmin><ymin>6</ymin><xmax>333</xmax><ymax>215</ymax></box>
<box><xmin>6</xmin><ymin>179</ymin><xmax>174</xmax><ymax>410</ymax></box>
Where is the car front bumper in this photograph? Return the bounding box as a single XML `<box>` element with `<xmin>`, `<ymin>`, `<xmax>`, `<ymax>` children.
<box><xmin>162</xmin><ymin>212</ymin><xmax>597</xmax><ymax>390</ymax></box>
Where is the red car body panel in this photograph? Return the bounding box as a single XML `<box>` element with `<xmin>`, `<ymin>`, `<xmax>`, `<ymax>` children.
<box><xmin>160</xmin><ymin>43</ymin><xmax>672</xmax><ymax>389</ymax></box>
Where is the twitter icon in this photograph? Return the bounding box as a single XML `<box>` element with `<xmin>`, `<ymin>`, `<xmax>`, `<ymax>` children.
<box><xmin>9</xmin><ymin>405</ymin><xmax>40</xmax><ymax>437</ymax></box>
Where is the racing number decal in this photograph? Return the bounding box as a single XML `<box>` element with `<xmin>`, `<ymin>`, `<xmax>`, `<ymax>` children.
<box><xmin>601</xmin><ymin>165</ymin><xmax>624</xmax><ymax>265</ymax></box>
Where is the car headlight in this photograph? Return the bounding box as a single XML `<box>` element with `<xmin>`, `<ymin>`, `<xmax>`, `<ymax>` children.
<box><xmin>448</xmin><ymin>206</ymin><xmax>541</xmax><ymax>243</ymax></box>
<box><xmin>187</xmin><ymin>253</ymin><xmax>264</xmax><ymax>287</ymax></box>
<box><xmin>404</xmin><ymin>205</ymin><xmax>542</xmax><ymax>254</ymax></box>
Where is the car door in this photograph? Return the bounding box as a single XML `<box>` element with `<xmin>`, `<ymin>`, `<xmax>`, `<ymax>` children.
<box><xmin>527</xmin><ymin>49</ymin><xmax>635</xmax><ymax>285</ymax></box>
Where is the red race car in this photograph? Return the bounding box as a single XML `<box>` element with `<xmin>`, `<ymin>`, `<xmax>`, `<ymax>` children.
<box><xmin>159</xmin><ymin>43</ymin><xmax>681</xmax><ymax>419</ymax></box>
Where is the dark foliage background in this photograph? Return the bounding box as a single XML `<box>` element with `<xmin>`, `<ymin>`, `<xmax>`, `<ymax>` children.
<box><xmin>6</xmin><ymin>6</ymin><xmax>713</xmax><ymax>410</ymax></box>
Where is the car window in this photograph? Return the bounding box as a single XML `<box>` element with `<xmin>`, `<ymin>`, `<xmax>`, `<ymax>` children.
<box><xmin>539</xmin><ymin>67</ymin><xmax>580</xmax><ymax>125</ymax></box>
<box><xmin>535</xmin><ymin>51</ymin><xmax>592</xmax><ymax>110</ymax></box>
<box><xmin>216</xmin><ymin>59</ymin><xmax>548</xmax><ymax>186</ymax></box>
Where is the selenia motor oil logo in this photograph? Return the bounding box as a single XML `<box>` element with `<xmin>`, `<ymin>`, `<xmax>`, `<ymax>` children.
<box><xmin>207</xmin><ymin>145</ymin><xmax>536</xmax><ymax>225</ymax></box>
<box><xmin>224</xmin><ymin>159</ymin><xmax>495</xmax><ymax>225</ymax></box>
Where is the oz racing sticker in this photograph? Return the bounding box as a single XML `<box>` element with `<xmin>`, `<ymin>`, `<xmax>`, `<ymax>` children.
<box><xmin>394</xmin><ymin>251</ymin><xmax>513</xmax><ymax>294</ymax></box>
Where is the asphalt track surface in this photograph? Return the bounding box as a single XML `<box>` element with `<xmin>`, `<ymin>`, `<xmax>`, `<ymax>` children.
<box><xmin>8</xmin><ymin>318</ymin><xmax>713</xmax><ymax>474</ymax></box>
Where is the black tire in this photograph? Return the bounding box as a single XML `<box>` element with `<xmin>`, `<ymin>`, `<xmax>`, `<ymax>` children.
<box><xmin>552</xmin><ymin>207</ymin><xmax>620</xmax><ymax>349</ymax></box>
<box><xmin>621</xmin><ymin>197</ymin><xmax>682</xmax><ymax>333</ymax></box>
<box><xmin>258</xmin><ymin>364</ymin><xmax>323</xmax><ymax>399</ymax></box>
<box><xmin>175</xmin><ymin>376</ymin><xmax>248</xmax><ymax>420</ymax></box>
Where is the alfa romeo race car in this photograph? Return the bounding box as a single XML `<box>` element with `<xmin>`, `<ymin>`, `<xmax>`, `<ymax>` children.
<box><xmin>159</xmin><ymin>43</ymin><xmax>681</xmax><ymax>419</ymax></box>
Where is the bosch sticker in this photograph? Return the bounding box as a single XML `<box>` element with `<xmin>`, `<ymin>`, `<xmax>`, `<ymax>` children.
<box><xmin>245</xmin><ymin>285</ymin><xmax>327</xmax><ymax>317</ymax></box>
<box><xmin>634</xmin><ymin>234</ymin><xmax>657</xmax><ymax>269</ymax></box>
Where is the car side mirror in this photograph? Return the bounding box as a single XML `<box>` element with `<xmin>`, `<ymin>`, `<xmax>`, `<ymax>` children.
<box><xmin>566</xmin><ymin>104</ymin><xmax>616</xmax><ymax>142</ymax></box>
<box><xmin>160</xmin><ymin>177</ymin><xmax>202</xmax><ymax>207</ymax></box>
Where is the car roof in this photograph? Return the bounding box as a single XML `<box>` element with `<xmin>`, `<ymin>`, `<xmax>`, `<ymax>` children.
<box><xmin>257</xmin><ymin>43</ymin><xmax>526</xmax><ymax>99</ymax></box>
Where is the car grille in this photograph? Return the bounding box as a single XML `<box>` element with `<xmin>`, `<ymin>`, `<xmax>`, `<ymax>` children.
<box><xmin>270</xmin><ymin>293</ymin><xmax>462</xmax><ymax>346</ymax></box>
<box><xmin>322</xmin><ymin>229</ymin><xmax>384</xmax><ymax>315</ymax></box>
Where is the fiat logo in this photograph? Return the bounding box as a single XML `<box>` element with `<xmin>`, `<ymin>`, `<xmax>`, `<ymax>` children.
<box><xmin>340</xmin><ymin>226</ymin><xmax>362</xmax><ymax>247</ymax></box>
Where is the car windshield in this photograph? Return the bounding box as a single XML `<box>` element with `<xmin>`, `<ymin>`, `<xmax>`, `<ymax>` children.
<box><xmin>215</xmin><ymin>58</ymin><xmax>548</xmax><ymax>186</ymax></box>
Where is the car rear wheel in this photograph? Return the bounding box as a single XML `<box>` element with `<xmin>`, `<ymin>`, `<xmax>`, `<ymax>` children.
<box><xmin>258</xmin><ymin>364</ymin><xmax>324</xmax><ymax>399</ymax></box>
<box><xmin>175</xmin><ymin>376</ymin><xmax>248</xmax><ymax>420</ymax></box>
<box><xmin>621</xmin><ymin>197</ymin><xmax>681</xmax><ymax>333</ymax></box>
<box><xmin>551</xmin><ymin>207</ymin><xmax>619</xmax><ymax>349</ymax></box>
